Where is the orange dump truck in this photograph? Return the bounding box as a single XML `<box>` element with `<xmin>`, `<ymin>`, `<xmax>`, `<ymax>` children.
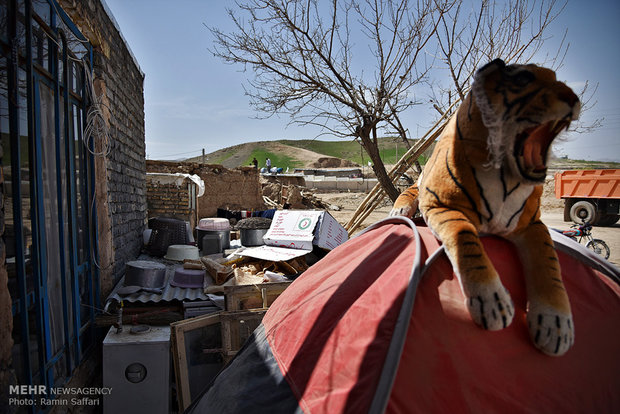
<box><xmin>554</xmin><ymin>169</ymin><xmax>620</xmax><ymax>226</ymax></box>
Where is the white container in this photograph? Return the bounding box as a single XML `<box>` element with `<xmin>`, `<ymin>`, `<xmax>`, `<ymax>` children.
<box><xmin>164</xmin><ymin>245</ymin><xmax>200</xmax><ymax>261</ymax></box>
<box><xmin>197</xmin><ymin>218</ymin><xmax>230</xmax><ymax>231</ymax></box>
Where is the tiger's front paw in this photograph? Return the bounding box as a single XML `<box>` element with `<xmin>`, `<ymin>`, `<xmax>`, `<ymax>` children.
<box><xmin>527</xmin><ymin>305</ymin><xmax>574</xmax><ymax>356</ymax></box>
<box><xmin>466</xmin><ymin>282</ymin><xmax>515</xmax><ymax>331</ymax></box>
<box><xmin>388</xmin><ymin>206</ymin><xmax>414</xmax><ymax>218</ymax></box>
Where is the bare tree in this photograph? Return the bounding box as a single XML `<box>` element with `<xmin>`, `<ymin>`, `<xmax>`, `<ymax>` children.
<box><xmin>209</xmin><ymin>0</ymin><xmax>451</xmax><ymax>201</ymax></box>
<box><xmin>209</xmin><ymin>0</ymin><xmax>594</xmax><ymax>202</ymax></box>
<box><xmin>428</xmin><ymin>0</ymin><xmax>563</xmax><ymax>108</ymax></box>
<box><xmin>428</xmin><ymin>0</ymin><xmax>601</xmax><ymax>142</ymax></box>
<box><xmin>429</xmin><ymin>0</ymin><xmax>598</xmax><ymax>120</ymax></box>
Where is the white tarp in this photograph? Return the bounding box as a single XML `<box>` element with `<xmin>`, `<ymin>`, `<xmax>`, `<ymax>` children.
<box><xmin>237</xmin><ymin>245</ymin><xmax>310</xmax><ymax>261</ymax></box>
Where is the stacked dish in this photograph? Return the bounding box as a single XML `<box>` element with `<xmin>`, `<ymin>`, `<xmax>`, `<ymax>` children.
<box><xmin>164</xmin><ymin>245</ymin><xmax>200</xmax><ymax>261</ymax></box>
<box><xmin>198</xmin><ymin>218</ymin><xmax>230</xmax><ymax>230</ymax></box>
<box><xmin>170</xmin><ymin>266</ymin><xmax>205</xmax><ymax>288</ymax></box>
<box><xmin>196</xmin><ymin>218</ymin><xmax>231</xmax><ymax>253</ymax></box>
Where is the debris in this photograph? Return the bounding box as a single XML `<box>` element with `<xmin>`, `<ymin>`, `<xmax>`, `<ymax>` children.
<box><xmin>233</xmin><ymin>267</ymin><xmax>265</xmax><ymax>285</ymax></box>
<box><xmin>201</xmin><ymin>257</ymin><xmax>234</xmax><ymax>285</ymax></box>
<box><xmin>284</xmin><ymin>185</ymin><xmax>305</xmax><ymax>208</ymax></box>
<box><xmin>236</xmin><ymin>217</ymin><xmax>273</xmax><ymax>229</ymax></box>
<box><xmin>263</xmin><ymin>195</ymin><xmax>279</xmax><ymax>208</ymax></box>
<box><xmin>183</xmin><ymin>259</ymin><xmax>204</xmax><ymax>270</ymax></box>
<box><xmin>261</xmin><ymin>183</ymin><xmax>331</xmax><ymax>210</ymax></box>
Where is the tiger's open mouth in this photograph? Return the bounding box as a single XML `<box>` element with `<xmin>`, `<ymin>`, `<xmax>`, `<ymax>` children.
<box><xmin>514</xmin><ymin>118</ymin><xmax>571</xmax><ymax>182</ymax></box>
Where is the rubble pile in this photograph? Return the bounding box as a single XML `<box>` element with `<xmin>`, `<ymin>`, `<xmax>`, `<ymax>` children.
<box><xmin>312</xmin><ymin>157</ymin><xmax>358</xmax><ymax>168</ymax></box>
<box><xmin>261</xmin><ymin>183</ymin><xmax>331</xmax><ymax>210</ymax></box>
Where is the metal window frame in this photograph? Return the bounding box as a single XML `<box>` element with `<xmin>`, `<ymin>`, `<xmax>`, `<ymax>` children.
<box><xmin>2</xmin><ymin>0</ymin><xmax>100</xmax><ymax>408</ymax></box>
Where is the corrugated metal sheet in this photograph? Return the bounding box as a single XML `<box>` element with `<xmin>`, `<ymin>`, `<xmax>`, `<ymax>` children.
<box><xmin>104</xmin><ymin>255</ymin><xmax>224</xmax><ymax>311</ymax></box>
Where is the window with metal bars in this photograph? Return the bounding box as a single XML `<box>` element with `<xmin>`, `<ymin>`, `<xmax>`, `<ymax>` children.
<box><xmin>0</xmin><ymin>0</ymin><xmax>100</xmax><ymax>406</ymax></box>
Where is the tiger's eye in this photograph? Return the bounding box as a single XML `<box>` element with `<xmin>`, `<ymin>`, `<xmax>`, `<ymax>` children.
<box><xmin>513</xmin><ymin>71</ymin><xmax>535</xmax><ymax>86</ymax></box>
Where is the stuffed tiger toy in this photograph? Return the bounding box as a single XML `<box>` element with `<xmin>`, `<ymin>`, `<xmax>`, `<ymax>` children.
<box><xmin>390</xmin><ymin>59</ymin><xmax>580</xmax><ymax>356</ymax></box>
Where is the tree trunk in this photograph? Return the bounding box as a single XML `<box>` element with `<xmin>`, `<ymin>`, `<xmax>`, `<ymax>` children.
<box><xmin>359</xmin><ymin>132</ymin><xmax>400</xmax><ymax>202</ymax></box>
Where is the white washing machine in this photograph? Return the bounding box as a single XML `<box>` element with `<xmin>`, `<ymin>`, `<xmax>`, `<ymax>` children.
<box><xmin>103</xmin><ymin>325</ymin><xmax>171</xmax><ymax>414</ymax></box>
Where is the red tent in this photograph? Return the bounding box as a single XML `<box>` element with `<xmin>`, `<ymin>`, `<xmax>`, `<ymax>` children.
<box><xmin>189</xmin><ymin>217</ymin><xmax>620</xmax><ymax>413</ymax></box>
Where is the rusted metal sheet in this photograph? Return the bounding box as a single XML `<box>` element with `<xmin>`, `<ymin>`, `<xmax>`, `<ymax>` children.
<box><xmin>104</xmin><ymin>256</ymin><xmax>224</xmax><ymax>311</ymax></box>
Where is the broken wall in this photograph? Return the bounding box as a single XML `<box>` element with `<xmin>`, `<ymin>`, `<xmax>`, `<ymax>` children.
<box><xmin>146</xmin><ymin>175</ymin><xmax>197</xmax><ymax>229</ymax></box>
<box><xmin>146</xmin><ymin>160</ymin><xmax>265</xmax><ymax>218</ymax></box>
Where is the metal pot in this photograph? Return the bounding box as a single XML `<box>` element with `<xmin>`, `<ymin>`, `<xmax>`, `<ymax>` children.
<box><xmin>124</xmin><ymin>261</ymin><xmax>166</xmax><ymax>288</ymax></box>
<box><xmin>196</xmin><ymin>229</ymin><xmax>230</xmax><ymax>251</ymax></box>
<box><xmin>240</xmin><ymin>228</ymin><xmax>268</xmax><ymax>247</ymax></box>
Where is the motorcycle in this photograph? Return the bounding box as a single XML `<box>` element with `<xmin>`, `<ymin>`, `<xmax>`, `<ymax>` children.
<box><xmin>556</xmin><ymin>221</ymin><xmax>610</xmax><ymax>260</ymax></box>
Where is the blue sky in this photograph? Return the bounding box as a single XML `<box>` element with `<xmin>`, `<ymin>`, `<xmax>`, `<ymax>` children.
<box><xmin>103</xmin><ymin>0</ymin><xmax>620</xmax><ymax>162</ymax></box>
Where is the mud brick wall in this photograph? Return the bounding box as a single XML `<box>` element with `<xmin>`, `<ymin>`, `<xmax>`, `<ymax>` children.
<box><xmin>146</xmin><ymin>177</ymin><xmax>196</xmax><ymax>228</ymax></box>
<box><xmin>60</xmin><ymin>0</ymin><xmax>147</xmax><ymax>289</ymax></box>
<box><xmin>146</xmin><ymin>160</ymin><xmax>265</xmax><ymax>218</ymax></box>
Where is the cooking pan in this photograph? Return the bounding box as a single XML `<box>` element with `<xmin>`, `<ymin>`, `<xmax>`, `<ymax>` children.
<box><xmin>124</xmin><ymin>260</ymin><xmax>167</xmax><ymax>288</ymax></box>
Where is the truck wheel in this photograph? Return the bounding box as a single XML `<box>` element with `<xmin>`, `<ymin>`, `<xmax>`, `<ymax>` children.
<box><xmin>569</xmin><ymin>200</ymin><xmax>597</xmax><ymax>224</ymax></box>
<box><xmin>563</xmin><ymin>199</ymin><xmax>575</xmax><ymax>222</ymax></box>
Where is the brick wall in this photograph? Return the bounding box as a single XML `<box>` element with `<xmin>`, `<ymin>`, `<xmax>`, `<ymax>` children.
<box><xmin>147</xmin><ymin>175</ymin><xmax>196</xmax><ymax>228</ymax></box>
<box><xmin>60</xmin><ymin>0</ymin><xmax>147</xmax><ymax>289</ymax></box>
<box><xmin>146</xmin><ymin>160</ymin><xmax>265</xmax><ymax>218</ymax></box>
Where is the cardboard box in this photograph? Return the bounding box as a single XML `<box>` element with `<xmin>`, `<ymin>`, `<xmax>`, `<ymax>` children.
<box><xmin>263</xmin><ymin>210</ymin><xmax>348</xmax><ymax>251</ymax></box>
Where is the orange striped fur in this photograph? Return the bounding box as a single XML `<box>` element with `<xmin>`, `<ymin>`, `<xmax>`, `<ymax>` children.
<box><xmin>390</xmin><ymin>185</ymin><xmax>419</xmax><ymax>218</ymax></box>
<box><xmin>390</xmin><ymin>59</ymin><xmax>580</xmax><ymax>356</ymax></box>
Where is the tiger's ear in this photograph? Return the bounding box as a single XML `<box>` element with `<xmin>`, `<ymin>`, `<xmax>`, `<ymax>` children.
<box><xmin>472</xmin><ymin>59</ymin><xmax>505</xmax><ymax>135</ymax></box>
<box><xmin>472</xmin><ymin>58</ymin><xmax>506</xmax><ymax>101</ymax></box>
<box><xmin>476</xmin><ymin>59</ymin><xmax>506</xmax><ymax>77</ymax></box>
<box><xmin>473</xmin><ymin>59</ymin><xmax>506</xmax><ymax>99</ymax></box>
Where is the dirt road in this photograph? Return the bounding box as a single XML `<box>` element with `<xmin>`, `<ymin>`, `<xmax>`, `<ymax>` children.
<box><xmin>315</xmin><ymin>192</ymin><xmax>620</xmax><ymax>267</ymax></box>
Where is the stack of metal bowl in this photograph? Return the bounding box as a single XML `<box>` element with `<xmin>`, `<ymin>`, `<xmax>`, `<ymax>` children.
<box><xmin>196</xmin><ymin>218</ymin><xmax>231</xmax><ymax>255</ymax></box>
<box><xmin>237</xmin><ymin>217</ymin><xmax>273</xmax><ymax>247</ymax></box>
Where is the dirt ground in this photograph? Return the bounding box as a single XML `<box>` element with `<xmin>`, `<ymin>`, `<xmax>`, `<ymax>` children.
<box><xmin>314</xmin><ymin>179</ymin><xmax>620</xmax><ymax>267</ymax></box>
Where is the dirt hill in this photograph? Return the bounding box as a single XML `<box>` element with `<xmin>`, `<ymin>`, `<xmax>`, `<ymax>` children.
<box><xmin>186</xmin><ymin>141</ymin><xmax>358</xmax><ymax>169</ymax></box>
<box><xmin>185</xmin><ymin>139</ymin><xmax>619</xmax><ymax>172</ymax></box>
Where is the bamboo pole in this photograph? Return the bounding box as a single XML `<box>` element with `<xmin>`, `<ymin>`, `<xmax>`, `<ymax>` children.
<box><xmin>345</xmin><ymin>100</ymin><xmax>460</xmax><ymax>233</ymax></box>
<box><xmin>346</xmin><ymin>133</ymin><xmax>440</xmax><ymax>233</ymax></box>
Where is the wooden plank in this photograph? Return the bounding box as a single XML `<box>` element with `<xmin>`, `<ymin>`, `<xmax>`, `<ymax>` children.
<box><xmin>171</xmin><ymin>322</ymin><xmax>191</xmax><ymax>412</ymax></box>
<box><xmin>170</xmin><ymin>311</ymin><xmax>221</xmax><ymax>332</ymax></box>
<box><xmin>224</xmin><ymin>281</ymin><xmax>291</xmax><ymax>311</ymax></box>
<box><xmin>170</xmin><ymin>309</ymin><xmax>268</xmax><ymax>406</ymax></box>
<box><xmin>170</xmin><ymin>312</ymin><xmax>222</xmax><ymax>412</ymax></box>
